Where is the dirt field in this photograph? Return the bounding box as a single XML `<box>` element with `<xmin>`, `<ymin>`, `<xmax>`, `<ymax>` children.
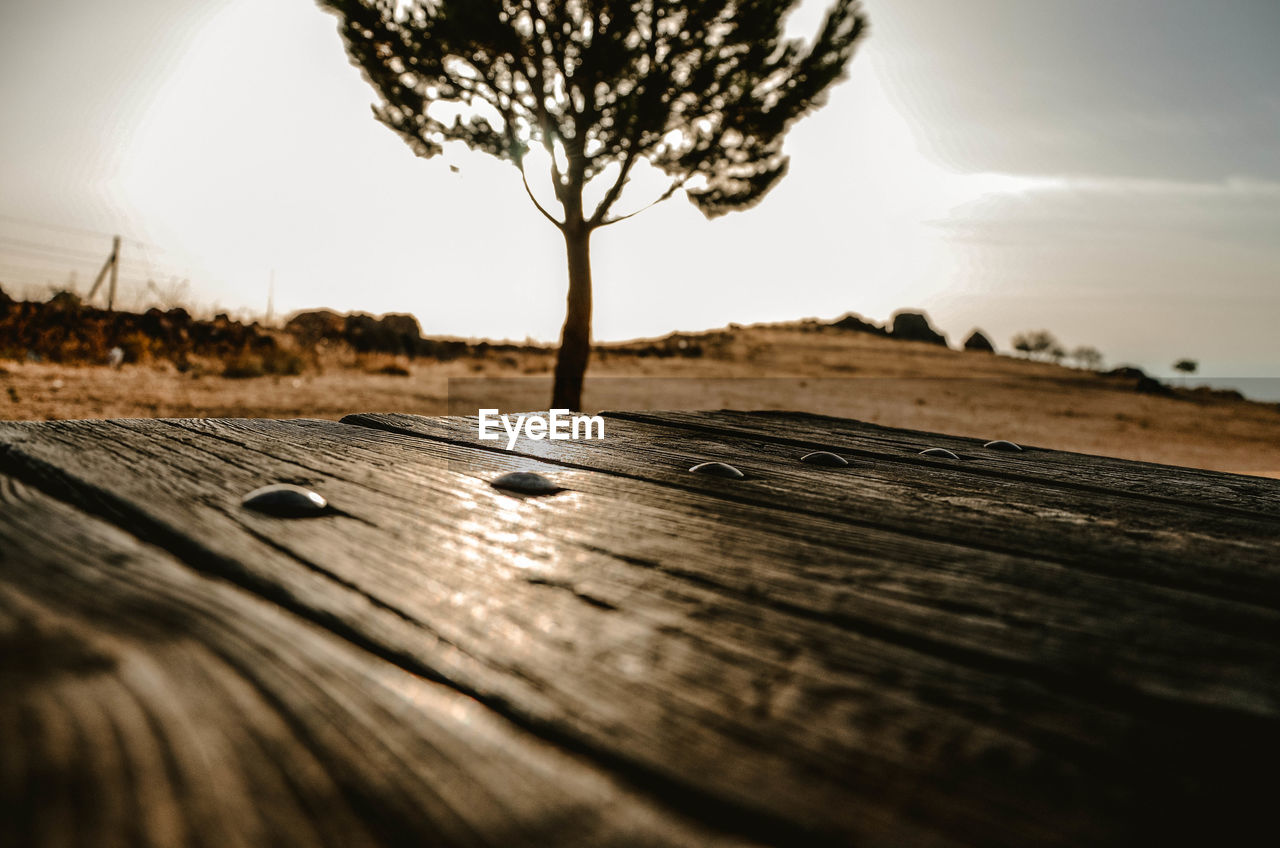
<box><xmin>4</xmin><ymin>324</ymin><xmax>1279</xmax><ymax>479</ymax></box>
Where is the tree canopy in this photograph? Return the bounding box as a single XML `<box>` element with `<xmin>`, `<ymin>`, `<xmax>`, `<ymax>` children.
<box><xmin>319</xmin><ymin>0</ymin><xmax>867</xmax><ymax>228</ymax></box>
<box><xmin>320</xmin><ymin>0</ymin><xmax>867</xmax><ymax>409</ymax></box>
<box><xmin>1012</xmin><ymin>330</ymin><xmax>1061</xmax><ymax>360</ymax></box>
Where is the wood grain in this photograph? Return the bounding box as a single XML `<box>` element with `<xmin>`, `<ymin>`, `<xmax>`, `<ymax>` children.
<box><xmin>4</xmin><ymin>416</ymin><xmax>1280</xmax><ymax>845</ymax></box>
<box><xmin>612</xmin><ymin>409</ymin><xmax>1280</xmax><ymax>518</ymax></box>
<box><xmin>344</xmin><ymin>412</ymin><xmax>1280</xmax><ymax>608</ymax></box>
<box><xmin>310</xmin><ymin>415</ymin><xmax>1280</xmax><ymax>706</ymax></box>
<box><xmin>0</xmin><ymin>471</ymin><xmax>754</xmax><ymax>848</ymax></box>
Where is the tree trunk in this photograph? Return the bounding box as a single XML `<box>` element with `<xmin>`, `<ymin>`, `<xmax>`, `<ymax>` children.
<box><xmin>551</xmin><ymin>223</ymin><xmax>593</xmax><ymax>410</ymax></box>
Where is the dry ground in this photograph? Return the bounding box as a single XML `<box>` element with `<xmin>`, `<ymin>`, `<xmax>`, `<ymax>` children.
<box><xmin>3</xmin><ymin>325</ymin><xmax>1279</xmax><ymax>478</ymax></box>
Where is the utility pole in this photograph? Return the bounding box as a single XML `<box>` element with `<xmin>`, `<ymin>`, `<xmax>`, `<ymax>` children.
<box><xmin>107</xmin><ymin>235</ymin><xmax>119</xmax><ymax>310</ymax></box>
<box><xmin>87</xmin><ymin>236</ymin><xmax>121</xmax><ymax>309</ymax></box>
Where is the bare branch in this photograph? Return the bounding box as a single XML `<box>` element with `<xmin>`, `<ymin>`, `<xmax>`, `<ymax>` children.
<box><xmin>587</xmin><ymin>141</ymin><xmax>641</xmax><ymax>227</ymax></box>
<box><xmin>520</xmin><ymin>159</ymin><xmax>565</xmax><ymax>229</ymax></box>
<box><xmin>595</xmin><ymin>173</ymin><xmax>692</xmax><ymax>229</ymax></box>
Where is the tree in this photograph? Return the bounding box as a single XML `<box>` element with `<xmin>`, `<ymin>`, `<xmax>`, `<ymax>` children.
<box><xmin>318</xmin><ymin>0</ymin><xmax>868</xmax><ymax>409</ymax></box>
<box><xmin>1010</xmin><ymin>329</ymin><xmax>1059</xmax><ymax>360</ymax></box>
<box><xmin>1174</xmin><ymin>358</ymin><xmax>1198</xmax><ymax>375</ymax></box>
<box><xmin>1070</xmin><ymin>345</ymin><xmax>1104</xmax><ymax>371</ymax></box>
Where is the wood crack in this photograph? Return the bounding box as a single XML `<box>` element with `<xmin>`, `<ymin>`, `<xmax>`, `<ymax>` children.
<box><xmin>609</xmin><ymin>410</ymin><xmax>1280</xmax><ymax>520</ymax></box>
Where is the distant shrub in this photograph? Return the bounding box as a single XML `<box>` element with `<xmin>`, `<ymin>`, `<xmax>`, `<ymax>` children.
<box><xmin>261</xmin><ymin>348</ymin><xmax>306</xmax><ymax>376</ymax></box>
<box><xmin>118</xmin><ymin>331</ymin><xmax>155</xmax><ymax>364</ymax></box>
<box><xmin>222</xmin><ymin>353</ymin><xmax>265</xmax><ymax>379</ymax></box>
<box><xmin>1070</xmin><ymin>346</ymin><xmax>1104</xmax><ymax>370</ymax></box>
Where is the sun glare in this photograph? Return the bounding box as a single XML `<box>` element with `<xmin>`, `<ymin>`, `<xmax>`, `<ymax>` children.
<box><xmin>105</xmin><ymin>0</ymin><xmax>1132</xmax><ymax>347</ymax></box>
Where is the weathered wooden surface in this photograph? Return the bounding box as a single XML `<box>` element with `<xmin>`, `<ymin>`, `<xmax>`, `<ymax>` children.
<box><xmin>0</xmin><ymin>473</ymin><xmax>738</xmax><ymax>848</ymax></box>
<box><xmin>1</xmin><ymin>411</ymin><xmax>1278</xmax><ymax>847</ymax></box>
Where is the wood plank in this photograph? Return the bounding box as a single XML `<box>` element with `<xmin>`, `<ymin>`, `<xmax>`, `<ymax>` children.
<box><xmin>343</xmin><ymin>412</ymin><xmax>1280</xmax><ymax>608</ymax></box>
<box><xmin>615</xmin><ymin>409</ymin><xmax>1280</xmax><ymax>517</ymax></box>
<box><xmin>3</xmin><ymin>416</ymin><xmax>1277</xmax><ymax>845</ymax></box>
<box><xmin>163</xmin><ymin>417</ymin><xmax>1280</xmax><ymax>716</ymax></box>
<box><xmin>0</xmin><ymin>472</ymin><xmax>753</xmax><ymax>848</ymax></box>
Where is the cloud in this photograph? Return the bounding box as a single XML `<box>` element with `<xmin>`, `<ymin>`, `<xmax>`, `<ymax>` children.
<box><xmin>870</xmin><ymin>0</ymin><xmax>1280</xmax><ymax>181</ymax></box>
<box><xmin>935</xmin><ymin>175</ymin><xmax>1280</xmax><ymax>253</ymax></box>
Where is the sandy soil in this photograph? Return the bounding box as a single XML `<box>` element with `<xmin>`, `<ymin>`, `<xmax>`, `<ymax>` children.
<box><xmin>3</xmin><ymin>325</ymin><xmax>1279</xmax><ymax>479</ymax></box>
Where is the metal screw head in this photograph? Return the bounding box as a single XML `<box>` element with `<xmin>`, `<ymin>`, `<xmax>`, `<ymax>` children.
<box><xmin>491</xmin><ymin>471</ymin><xmax>561</xmax><ymax>495</ymax></box>
<box><xmin>242</xmin><ymin>484</ymin><xmax>328</xmax><ymax>517</ymax></box>
<box><xmin>689</xmin><ymin>461</ymin><xmax>745</xmax><ymax>479</ymax></box>
<box><xmin>919</xmin><ymin>448</ymin><xmax>960</xmax><ymax>460</ymax></box>
<box><xmin>983</xmin><ymin>440</ymin><xmax>1023</xmax><ymax>452</ymax></box>
<box><xmin>800</xmin><ymin>451</ymin><xmax>849</xmax><ymax>467</ymax></box>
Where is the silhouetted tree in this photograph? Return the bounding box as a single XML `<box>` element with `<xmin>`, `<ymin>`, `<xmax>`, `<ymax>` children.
<box><xmin>1070</xmin><ymin>345</ymin><xmax>1104</xmax><ymax>370</ymax></box>
<box><xmin>319</xmin><ymin>0</ymin><xmax>867</xmax><ymax>409</ymax></box>
<box><xmin>1010</xmin><ymin>330</ymin><xmax>1060</xmax><ymax>360</ymax></box>
<box><xmin>1174</xmin><ymin>358</ymin><xmax>1198</xmax><ymax>375</ymax></box>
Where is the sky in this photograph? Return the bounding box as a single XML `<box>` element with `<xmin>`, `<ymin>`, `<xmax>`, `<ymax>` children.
<box><xmin>1</xmin><ymin>0</ymin><xmax>1277</xmax><ymax>382</ymax></box>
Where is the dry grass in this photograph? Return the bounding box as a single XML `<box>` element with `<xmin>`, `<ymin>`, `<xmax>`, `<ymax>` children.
<box><xmin>3</xmin><ymin>324</ymin><xmax>1279</xmax><ymax>478</ymax></box>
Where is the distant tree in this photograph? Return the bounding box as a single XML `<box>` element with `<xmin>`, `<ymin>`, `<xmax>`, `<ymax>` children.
<box><xmin>1174</xmin><ymin>359</ymin><xmax>1198</xmax><ymax>375</ymax></box>
<box><xmin>1011</xmin><ymin>329</ymin><xmax>1060</xmax><ymax>360</ymax></box>
<box><xmin>1070</xmin><ymin>345</ymin><xmax>1104</xmax><ymax>371</ymax></box>
<box><xmin>319</xmin><ymin>0</ymin><xmax>867</xmax><ymax>409</ymax></box>
<box><xmin>1049</xmin><ymin>344</ymin><xmax>1066</xmax><ymax>365</ymax></box>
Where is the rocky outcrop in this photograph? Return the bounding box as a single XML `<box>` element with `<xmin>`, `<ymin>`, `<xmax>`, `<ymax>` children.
<box><xmin>829</xmin><ymin>312</ymin><xmax>888</xmax><ymax>335</ymax></box>
<box><xmin>1104</xmin><ymin>366</ymin><xmax>1147</xmax><ymax>380</ymax></box>
<box><xmin>377</xmin><ymin>313</ymin><xmax>422</xmax><ymax>341</ymax></box>
<box><xmin>285</xmin><ymin>309</ymin><xmax>424</xmax><ymax>356</ymax></box>
<box><xmin>1102</xmin><ymin>366</ymin><xmax>1174</xmax><ymax>396</ymax></box>
<box><xmin>889</xmin><ymin>311</ymin><xmax>948</xmax><ymax>347</ymax></box>
<box><xmin>1135</xmin><ymin>375</ymin><xmax>1173</xmax><ymax>395</ymax></box>
<box><xmin>343</xmin><ymin>312</ymin><xmax>422</xmax><ymax>356</ymax></box>
<box><xmin>963</xmin><ymin>330</ymin><xmax>995</xmax><ymax>353</ymax></box>
<box><xmin>285</xmin><ymin>309</ymin><xmax>346</xmax><ymax>343</ymax></box>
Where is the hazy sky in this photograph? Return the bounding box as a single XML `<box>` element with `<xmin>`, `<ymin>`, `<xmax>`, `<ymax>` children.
<box><xmin>1</xmin><ymin>0</ymin><xmax>1277</xmax><ymax>378</ymax></box>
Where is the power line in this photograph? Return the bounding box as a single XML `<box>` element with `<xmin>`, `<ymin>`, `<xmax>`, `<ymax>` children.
<box><xmin>0</xmin><ymin>218</ymin><xmax>242</xmax><ymax>314</ymax></box>
<box><xmin>0</xmin><ymin>212</ymin><xmax>159</xmax><ymax>250</ymax></box>
<box><xmin>0</xmin><ymin>212</ymin><xmax>118</xmax><ymax>240</ymax></box>
<box><xmin>0</xmin><ymin>261</ymin><xmax>190</xmax><ymax>295</ymax></box>
<box><xmin>0</xmin><ymin>233</ymin><xmax>116</xmax><ymax>265</ymax></box>
<box><xmin>0</xmin><ymin>233</ymin><xmax>111</xmax><ymax>255</ymax></box>
<box><xmin>131</xmin><ymin>237</ymin><xmax>192</xmax><ymax>288</ymax></box>
<box><xmin>0</xmin><ymin>235</ymin><xmax>196</xmax><ymax>284</ymax></box>
<box><xmin>0</xmin><ymin>259</ymin><xmax>87</xmax><ymax>277</ymax></box>
<box><xmin>0</xmin><ymin>239</ymin><xmax>109</xmax><ymax>266</ymax></box>
<box><xmin>0</xmin><ymin>272</ymin><xmax>60</xmax><ymax>288</ymax></box>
